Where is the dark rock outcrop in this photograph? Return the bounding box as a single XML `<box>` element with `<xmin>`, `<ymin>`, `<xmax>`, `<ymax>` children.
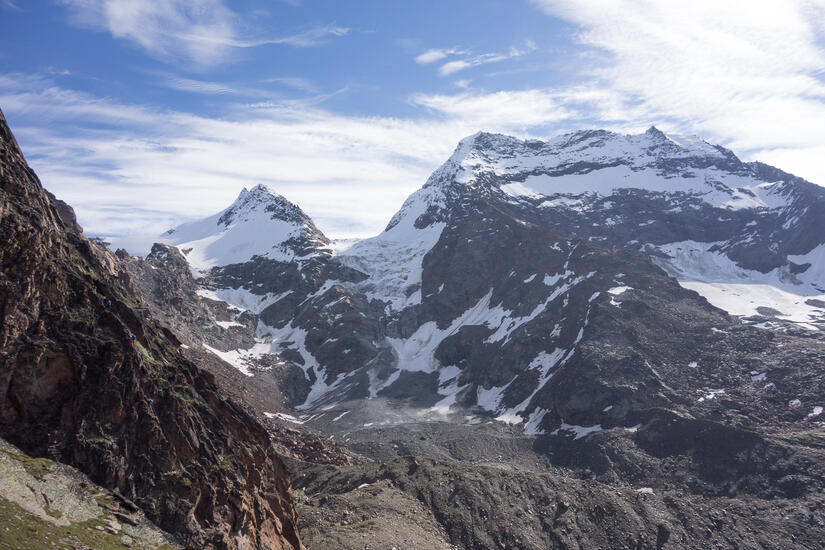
<box><xmin>0</xmin><ymin>107</ymin><xmax>303</xmax><ymax>549</ymax></box>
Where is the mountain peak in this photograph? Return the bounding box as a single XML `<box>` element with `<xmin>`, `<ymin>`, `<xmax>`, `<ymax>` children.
<box><xmin>645</xmin><ymin>124</ymin><xmax>666</xmax><ymax>138</ymax></box>
<box><xmin>220</xmin><ymin>184</ymin><xmax>306</xmax><ymax>228</ymax></box>
<box><xmin>161</xmin><ymin>186</ymin><xmax>329</xmax><ymax>269</ymax></box>
<box><xmin>381</xmin><ymin>125</ymin><xmax>800</xmax><ymax>244</ymax></box>
<box><xmin>451</xmin><ymin>126</ymin><xmax>727</xmax><ymax>164</ymax></box>
<box><xmin>237</xmin><ymin>183</ymin><xmax>282</xmax><ymax>203</ymax></box>
<box><xmin>455</xmin><ymin>131</ymin><xmax>528</xmax><ymax>158</ymax></box>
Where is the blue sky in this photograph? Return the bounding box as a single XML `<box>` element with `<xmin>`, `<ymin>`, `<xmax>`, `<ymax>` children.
<box><xmin>2</xmin><ymin>0</ymin><xmax>825</xmax><ymax>248</ymax></box>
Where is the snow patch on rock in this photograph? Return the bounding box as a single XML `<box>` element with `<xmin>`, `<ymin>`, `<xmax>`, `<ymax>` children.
<box><xmin>653</xmin><ymin>240</ymin><xmax>825</xmax><ymax>330</ymax></box>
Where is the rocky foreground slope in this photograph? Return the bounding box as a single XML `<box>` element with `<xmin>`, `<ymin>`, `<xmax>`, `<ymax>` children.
<box><xmin>0</xmin><ymin>108</ymin><xmax>303</xmax><ymax>549</ymax></box>
<box><xmin>0</xmin><ymin>436</ymin><xmax>179</xmax><ymax>549</ymax></box>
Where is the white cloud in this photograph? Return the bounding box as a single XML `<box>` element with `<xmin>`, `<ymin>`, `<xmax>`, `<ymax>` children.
<box><xmin>159</xmin><ymin>74</ymin><xmax>320</xmax><ymax>98</ymax></box>
<box><xmin>265</xmin><ymin>77</ymin><xmax>319</xmax><ymax>93</ymax></box>
<box><xmin>438</xmin><ymin>60</ymin><xmax>472</xmax><ymax>76</ymax></box>
<box><xmin>0</xmin><ymin>73</ymin><xmax>619</xmax><ymax>247</ymax></box>
<box><xmin>410</xmin><ymin>88</ymin><xmax>579</xmax><ymax>130</ymax></box>
<box><xmin>0</xmin><ymin>74</ymin><xmax>472</xmax><ymax>244</ymax></box>
<box><xmin>415</xmin><ymin>48</ymin><xmax>464</xmax><ymax>64</ymax></box>
<box><xmin>438</xmin><ymin>41</ymin><xmax>536</xmax><ymax>76</ymax></box>
<box><xmin>57</xmin><ymin>0</ymin><xmax>237</xmax><ymax>66</ymax></box>
<box><xmin>199</xmin><ymin>24</ymin><xmax>349</xmax><ymax>48</ymax></box>
<box><xmin>56</xmin><ymin>0</ymin><xmax>347</xmax><ymax>66</ymax></box>
<box><xmin>530</xmin><ymin>0</ymin><xmax>825</xmax><ymax>184</ymax></box>
<box><xmin>415</xmin><ymin>42</ymin><xmax>537</xmax><ymax>75</ymax></box>
<box><xmin>163</xmin><ymin>76</ymin><xmax>244</xmax><ymax>96</ymax></box>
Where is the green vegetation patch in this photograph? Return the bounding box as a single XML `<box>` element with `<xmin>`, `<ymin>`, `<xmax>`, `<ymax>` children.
<box><xmin>0</xmin><ymin>495</ymin><xmax>176</xmax><ymax>550</ymax></box>
<box><xmin>0</xmin><ymin>449</ymin><xmax>53</xmax><ymax>480</ymax></box>
<box><xmin>345</xmin><ymin>518</ymin><xmax>377</xmax><ymax>532</ymax></box>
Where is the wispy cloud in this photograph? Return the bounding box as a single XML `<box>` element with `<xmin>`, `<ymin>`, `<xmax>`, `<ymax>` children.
<box><xmin>156</xmin><ymin>72</ymin><xmax>320</xmax><ymax>97</ymax></box>
<box><xmin>530</xmin><ymin>0</ymin><xmax>825</xmax><ymax>184</ymax></box>
<box><xmin>410</xmin><ymin>88</ymin><xmax>579</xmax><ymax>130</ymax></box>
<box><xmin>1</xmin><ymin>0</ymin><xmax>21</xmax><ymax>11</ymax></box>
<box><xmin>265</xmin><ymin>77</ymin><xmax>319</xmax><ymax>94</ymax></box>
<box><xmin>163</xmin><ymin>76</ymin><xmax>245</xmax><ymax>96</ymax></box>
<box><xmin>437</xmin><ymin>41</ymin><xmax>536</xmax><ymax>76</ymax></box>
<box><xmin>160</xmin><ymin>74</ymin><xmax>321</xmax><ymax>99</ymax></box>
<box><xmin>271</xmin><ymin>24</ymin><xmax>348</xmax><ymax>47</ymax></box>
<box><xmin>414</xmin><ymin>47</ymin><xmax>465</xmax><ymax>64</ymax></box>
<box><xmin>180</xmin><ymin>24</ymin><xmax>349</xmax><ymax>49</ymax></box>
<box><xmin>56</xmin><ymin>0</ymin><xmax>237</xmax><ymax>66</ymax></box>
<box><xmin>415</xmin><ymin>42</ymin><xmax>537</xmax><ymax>75</ymax></box>
<box><xmin>0</xmin><ymin>72</ymin><xmax>616</xmax><ymax>245</ymax></box>
<box><xmin>55</xmin><ymin>0</ymin><xmax>348</xmax><ymax>66</ymax></box>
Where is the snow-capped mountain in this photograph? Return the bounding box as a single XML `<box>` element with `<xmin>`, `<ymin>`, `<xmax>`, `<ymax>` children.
<box><xmin>369</xmin><ymin>127</ymin><xmax>825</xmax><ymax>320</ymax></box>
<box><xmin>139</xmin><ymin>127</ymin><xmax>825</xmax><ymax>436</ymax></box>
<box><xmin>162</xmin><ymin>184</ymin><xmax>331</xmax><ymax>269</ymax></box>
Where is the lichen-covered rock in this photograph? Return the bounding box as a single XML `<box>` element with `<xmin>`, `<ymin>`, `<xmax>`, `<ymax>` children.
<box><xmin>0</xmin><ymin>436</ymin><xmax>179</xmax><ymax>549</ymax></box>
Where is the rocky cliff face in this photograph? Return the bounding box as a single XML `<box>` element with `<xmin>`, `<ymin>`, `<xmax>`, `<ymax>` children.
<box><xmin>0</xmin><ymin>108</ymin><xmax>303</xmax><ymax>549</ymax></box>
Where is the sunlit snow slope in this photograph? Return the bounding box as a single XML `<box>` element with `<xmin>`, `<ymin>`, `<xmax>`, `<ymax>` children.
<box><xmin>161</xmin><ymin>184</ymin><xmax>330</xmax><ymax>270</ymax></box>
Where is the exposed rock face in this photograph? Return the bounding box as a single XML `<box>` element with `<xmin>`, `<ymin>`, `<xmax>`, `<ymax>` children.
<box><xmin>115</xmin><ymin>245</ymin><xmax>358</xmax><ymax>467</ymax></box>
<box><xmin>0</xmin><ymin>108</ymin><xmax>303</xmax><ymax>550</ymax></box>
<box><xmin>117</xmin><ymin>243</ymin><xmax>312</xmax><ymax>411</ymax></box>
<box><xmin>119</xmin><ymin>243</ymin><xmax>260</xmax><ymax>354</ymax></box>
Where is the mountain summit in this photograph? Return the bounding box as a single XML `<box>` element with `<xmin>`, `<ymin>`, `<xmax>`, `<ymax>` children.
<box><xmin>401</xmin><ymin>127</ymin><xmax>780</xmax><ymax>224</ymax></box>
<box><xmin>163</xmin><ymin>184</ymin><xmax>330</xmax><ymax>269</ymax></box>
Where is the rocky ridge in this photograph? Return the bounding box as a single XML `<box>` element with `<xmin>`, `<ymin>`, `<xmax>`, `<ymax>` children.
<box><xmin>0</xmin><ymin>107</ymin><xmax>303</xmax><ymax>550</ymax></box>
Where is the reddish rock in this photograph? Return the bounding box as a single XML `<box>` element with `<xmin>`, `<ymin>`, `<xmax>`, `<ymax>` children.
<box><xmin>0</xmin><ymin>107</ymin><xmax>303</xmax><ymax>550</ymax></box>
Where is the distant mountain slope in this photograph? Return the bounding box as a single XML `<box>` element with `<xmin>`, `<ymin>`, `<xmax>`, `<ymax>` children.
<box><xmin>373</xmin><ymin>127</ymin><xmax>825</xmax><ymax>324</ymax></box>
<box><xmin>122</xmin><ymin>124</ymin><xmax>825</xmax><ymax>548</ymax></box>
<box><xmin>0</xmin><ymin>108</ymin><xmax>303</xmax><ymax>550</ymax></box>
<box><xmin>143</xmin><ymin>127</ymin><xmax>825</xmax><ymax>438</ymax></box>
